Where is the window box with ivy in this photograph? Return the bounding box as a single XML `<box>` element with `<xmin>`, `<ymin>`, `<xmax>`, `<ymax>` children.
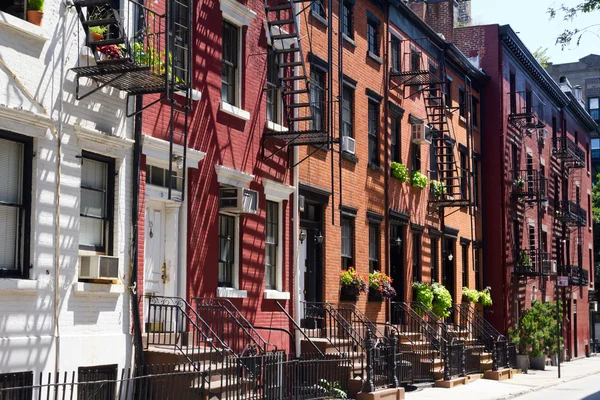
<box><xmin>430</xmin><ymin>179</ymin><xmax>447</xmax><ymax>197</ymax></box>
<box><xmin>411</xmin><ymin>171</ymin><xmax>428</xmax><ymax>189</ymax></box>
<box><xmin>391</xmin><ymin>161</ymin><xmax>409</xmax><ymax>182</ymax></box>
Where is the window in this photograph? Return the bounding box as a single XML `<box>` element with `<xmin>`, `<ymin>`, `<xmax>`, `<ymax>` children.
<box><xmin>369</xmin><ymin>224</ymin><xmax>379</xmax><ymax>273</ymax></box>
<box><xmin>311</xmin><ymin>0</ymin><xmax>325</xmax><ymax>18</ymax></box>
<box><xmin>511</xmin><ymin>143</ymin><xmax>519</xmax><ymax>180</ymax></box>
<box><xmin>472</xmin><ymin>156</ymin><xmax>479</xmax><ymax>207</ymax></box>
<box><xmin>474</xmin><ymin>246</ymin><xmax>481</xmax><ymax>290</ymax></box>
<box><xmin>341</xmin><ymin>217</ymin><xmax>354</xmax><ymax>270</ymax></box>
<box><xmin>472</xmin><ymin>97</ymin><xmax>479</xmax><ymax>127</ymax></box>
<box><xmin>412</xmin><ymin>232</ymin><xmax>422</xmax><ymax>282</ymax></box>
<box><xmin>78</xmin><ymin>365</ymin><xmax>117</xmax><ymax>400</ymax></box>
<box><xmin>390</xmin><ymin>36</ymin><xmax>400</xmax><ymax>72</ymax></box>
<box><xmin>461</xmin><ymin>243</ymin><xmax>468</xmax><ymax>287</ymax></box>
<box><xmin>410</xmin><ymin>48</ymin><xmax>421</xmax><ymax>72</ymax></box>
<box><xmin>458</xmin><ymin>87</ymin><xmax>467</xmax><ymax>118</ymax></box>
<box><xmin>444</xmin><ymin>79</ymin><xmax>452</xmax><ymax>107</ymax></box>
<box><xmin>509</xmin><ymin>71</ymin><xmax>516</xmax><ymax>114</ymax></box>
<box><xmin>80</xmin><ymin>153</ymin><xmax>114</xmax><ymax>253</ymax></box>
<box><xmin>552</xmin><ymin>116</ymin><xmax>557</xmax><ymax>141</ymax></box>
<box><xmin>430</xmin><ymin>141</ymin><xmax>438</xmax><ymax>180</ymax></box>
<box><xmin>342</xmin><ymin>1</ymin><xmax>353</xmax><ymax>38</ymax></box>
<box><xmin>0</xmin><ymin>371</ymin><xmax>33</xmax><ymax>399</ymax></box>
<box><xmin>367</xmin><ymin>19</ymin><xmax>379</xmax><ymax>56</ymax></box>
<box><xmin>222</xmin><ymin>21</ymin><xmax>239</xmax><ymax>106</ymax></box>
<box><xmin>589</xmin><ymin>194</ymin><xmax>592</xmax><ymax>227</ymax></box>
<box><xmin>1</xmin><ymin>0</ymin><xmax>26</xmax><ymax>20</ymax></box>
<box><xmin>265</xmin><ymin>201</ymin><xmax>279</xmax><ymax>290</ymax></box>
<box><xmin>390</xmin><ymin>112</ymin><xmax>401</xmax><ymax>163</ymax></box>
<box><xmin>266</xmin><ymin>47</ymin><xmax>281</xmax><ymax>124</ymax></box>
<box><xmin>145</xmin><ymin>164</ymin><xmax>182</xmax><ymax>192</ymax></box>
<box><xmin>0</xmin><ymin>133</ymin><xmax>32</xmax><ymax>279</ymax></box>
<box><xmin>411</xmin><ymin>143</ymin><xmax>421</xmax><ymax>172</ymax></box>
<box><xmin>341</xmin><ymin>86</ymin><xmax>353</xmax><ymax>138</ymax></box>
<box><xmin>460</xmin><ymin>150</ymin><xmax>468</xmax><ymax>198</ymax></box>
<box><xmin>431</xmin><ymin>237</ymin><xmax>439</xmax><ymax>283</ymax></box>
<box><xmin>589</xmin><ymin>97</ymin><xmax>600</xmax><ymax>123</ymax></box>
<box><xmin>528</xmin><ymin>224</ymin><xmax>535</xmax><ymax>253</ymax></box>
<box><xmin>218</xmin><ymin>213</ymin><xmax>236</xmax><ymax>287</ymax></box>
<box><xmin>526</xmin><ymin>153</ymin><xmax>533</xmax><ymax>192</ymax></box>
<box><xmin>368</xmin><ymin>101</ymin><xmax>380</xmax><ymax>166</ymax></box>
<box><xmin>310</xmin><ymin>68</ymin><xmax>325</xmax><ymax>132</ymax></box>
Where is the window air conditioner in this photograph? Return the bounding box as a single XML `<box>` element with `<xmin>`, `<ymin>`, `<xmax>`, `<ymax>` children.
<box><xmin>79</xmin><ymin>255</ymin><xmax>120</xmax><ymax>281</ymax></box>
<box><xmin>219</xmin><ymin>187</ymin><xmax>259</xmax><ymax>214</ymax></box>
<box><xmin>539</xmin><ymin>128</ymin><xmax>549</xmax><ymax>140</ymax></box>
<box><xmin>342</xmin><ymin>136</ymin><xmax>356</xmax><ymax>155</ymax></box>
<box><xmin>591</xmin><ymin>301</ymin><xmax>598</xmax><ymax>312</ymax></box>
<box><xmin>542</xmin><ymin>260</ymin><xmax>557</xmax><ymax>275</ymax></box>
<box><xmin>411</xmin><ymin>123</ymin><xmax>432</xmax><ymax>144</ymax></box>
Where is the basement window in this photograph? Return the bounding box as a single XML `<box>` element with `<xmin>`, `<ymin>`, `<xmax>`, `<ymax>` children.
<box><xmin>0</xmin><ymin>371</ymin><xmax>33</xmax><ymax>399</ymax></box>
<box><xmin>78</xmin><ymin>365</ymin><xmax>117</xmax><ymax>400</ymax></box>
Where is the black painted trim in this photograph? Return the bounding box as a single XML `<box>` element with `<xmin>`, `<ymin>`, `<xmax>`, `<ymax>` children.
<box><xmin>366</xmin><ymin>88</ymin><xmax>383</xmax><ymax>104</ymax></box>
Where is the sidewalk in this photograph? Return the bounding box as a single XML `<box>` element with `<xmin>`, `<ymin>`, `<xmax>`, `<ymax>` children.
<box><xmin>404</xmin><ymin>356</ymin><xmax>600</xmax><ymax>400</ymax></box>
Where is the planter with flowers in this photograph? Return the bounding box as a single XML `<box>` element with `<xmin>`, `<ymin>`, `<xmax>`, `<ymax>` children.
<box><xmin>430</xmin><ymin>179</ymin><xmax>447</xmax><ymax>198</ymax></box>
<box><xmin>391</xmin><ymin>162</ymin><xmax>410</xmax><ymax>183</ymax></box>
<box><xmin>368</xmin><ymin>271</ymin><xmax>396</xmax><ymax>302</ymax></box>
<box><xmin>411</xmin><ymin>171</ymin><xmax>428</xmax><ymax>189</ymax></box>
<box><xmin>340</xmin><ymin>267</ymin><xmax>367</xmax><ymax>301</ymax></box>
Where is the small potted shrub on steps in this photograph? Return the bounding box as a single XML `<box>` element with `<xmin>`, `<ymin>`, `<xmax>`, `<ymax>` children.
<box><xmin>27</xmin><ymin>0</ymin><xmax>44</xmax><ymax>26</ymax></box>
<box><xmin>339</xmin><ymin>267</ymin><xmax>367</xmax><ymax>301</ymax></box>
<box><xmin>368</xmin><ymin>270</ymin><xmax>396</xmax><ymax>302</ymax></box>
<box><xmin>88</xmin><ymin>25</ymin><xmax>108</xmax><ymax>43</ymax></box>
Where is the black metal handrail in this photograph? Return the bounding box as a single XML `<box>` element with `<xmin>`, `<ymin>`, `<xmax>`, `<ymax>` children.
<box><xmin>510</xmin><ymin>169</ymin><xmax>547</xmax><ymax>199</ymax></box>
<box><xmin>336</xmin><ymin>303</ymin><xmax>387</xmax><ymax>344</ymax></box>
<box><xmin>275</xmin><ymin>301</ymin><xmax>325</xmax><ymax>358</ymax></box>
<box><xmin>552</xmin><ymin>134</ymin><xmax>586</xmax><ymax>166</ymax></box>
<box><xmin>556</xmin><ymin>200</ymin><xmax>587</xmax><ymax>226</ymax></box>
<box><xmin>194</xmin><ymin>297</ymin><xmax>276</xmax><ymax>356</ymax></box>
<box><xmin>514</xmin><ymin>248</ymin><xmax>551</xmax><ymax>276</ymax></box>
<box><xmin>362</xmin><ymin>328</ymin><xmax>400</xmax><ymax>392</ymax></box>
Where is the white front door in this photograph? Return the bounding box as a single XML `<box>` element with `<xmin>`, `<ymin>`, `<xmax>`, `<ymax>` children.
<box><xmin>145</xmin><ymin>203</ymin><xmax>166</xmax><ymax>298</ymax></box>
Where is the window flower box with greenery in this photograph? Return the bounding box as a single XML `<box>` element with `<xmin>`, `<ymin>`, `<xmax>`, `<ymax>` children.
<box><xmin>340</xmin><ymin>267</ymin><xmax>367</xmax><ymax>301</ymax></box>
<box><xmin>391</xmin><ymin>161</ymin><xmax>409</xmax><ymax>183</ymax></box>
<box><xmin>513</xmin><ymin>177</ymin><xmax>525</xmax><ymax>192</ymax></box>
<box><xmin>412</xmin><ymin>282</ymin><xmax>452</xmax><ymax>317</ymax></box>
<box><xmin>411</xmin><ymin>171</ymin><xmax>428</xmax><ymax>189</ymax></box>
<box><xmin>368</xmin><ymin>270</ymin><xmax>396</xmax><ymax>301</ymax></box>
<box><xmin>517</xmin><ymin>250</ymin><xmax>533</xmax><ymax>271</ymax></box>
<box><xmin>462</xmin><ymin>286</ymin><xmax>493</xmax><ymax>307</ymax></box>
<box><xmin>412</xmin><ymin>281</ymin><xmax>434</xmax><ymax>311</ymax></box>
<box><xmin>430</xmin><ymin>179</ymin><xmax>447</xmax><ymax>197</ymax></box>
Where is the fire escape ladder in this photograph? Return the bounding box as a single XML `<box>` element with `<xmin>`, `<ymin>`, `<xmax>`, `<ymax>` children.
<box><xmin>263</xmin><ymin>0</ymin><xmax>329</xmax><ymax>155</ymax></box>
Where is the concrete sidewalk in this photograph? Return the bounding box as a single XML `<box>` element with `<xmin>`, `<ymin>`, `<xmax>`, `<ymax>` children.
<box><xmin>404</xmin><ymin>356</ymin><xmax>600</xmax><ymax>400</ymax></box>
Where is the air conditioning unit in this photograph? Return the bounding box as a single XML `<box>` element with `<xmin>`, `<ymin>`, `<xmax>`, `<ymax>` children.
<box><xmin>590</xmin><ymin>301</ymin><xmax>598</xmax><ymax>312</ymax></box>
<box><xmin>342</xmin><ymin>136</ymin><xmax>356</xmax><ymax>155</ymax></box>
<box><xmin>411</xmin><ymin>123</ymin><xmax>432</xmax><ymax>144</ymax></box>
<box><xmin>542</xmin><ymin>260</ymin><xmax>557</xmax><ymax>275</ymax></box>
<box><xmin>219</xmin><ymin>187</ymin><xmax>259</xmax><ymax>214</ymax></box>
<box><xmin>79</xmin><ymin>255</ymin><xmax>120</xmax><ymax>281</ymax></box>
<box><xmin>539</xmin><ymin>128</ymin><xmax>549</xmax><ymax>140</ymax></box>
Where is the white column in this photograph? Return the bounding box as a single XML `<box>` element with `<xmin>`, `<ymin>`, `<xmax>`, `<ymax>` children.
<box><xmin>164</xmin><ymin>203</ymin><xmax>180</xmax><ymax>298</ymax></box>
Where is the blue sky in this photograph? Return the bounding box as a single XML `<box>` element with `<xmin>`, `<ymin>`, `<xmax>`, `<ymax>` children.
<box><xmin>471</xmin><ymin>0</ymin><xmax>599</xmax><ymax>64</ymax></box>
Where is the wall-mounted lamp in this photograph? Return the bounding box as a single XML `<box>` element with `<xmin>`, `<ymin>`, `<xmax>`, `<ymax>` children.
<box><xmin>444</xmin><ymin>251</ymin><xmax>454</xmax><ymax>261</ymax></box>
<box><xmin>395</xmin><ymin>237</ymin><xmax>402</xmax><ymax>245</ymax></box>
<box><xmin>299</xmin><ymin>230</ymin><xmax>307</xmax><ymax>244</ymax></box>
<box><xmin>314</xmin><ymin>231</ymin><xmax>324</xmax><ymax>244</ymax></box>
<box><xmin>172</xmin><ymin>155</ymin><xmax>184</xmax><ymax>170</ymax></box>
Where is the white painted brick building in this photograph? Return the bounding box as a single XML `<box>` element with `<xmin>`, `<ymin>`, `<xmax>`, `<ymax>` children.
<box><xmin>0</xmin><ymin>0</ymin><xmax>135</xmax><ymax>375</ymax></box>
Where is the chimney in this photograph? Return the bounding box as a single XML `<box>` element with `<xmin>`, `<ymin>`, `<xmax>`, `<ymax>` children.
<box><xmin>408</xmin><ymin>1</ymin><xmax>427</xmax><ymax>21</ymax></box>
<box><xmin>425</xmin><ymin>0</ymin><xmax>456</xmax><ymax>43</ymax></box>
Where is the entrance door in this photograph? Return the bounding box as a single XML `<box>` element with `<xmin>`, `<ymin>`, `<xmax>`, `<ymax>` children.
<box><xmin>574</xmin><ymin>303</ymin><xmax>578</xmax><ymax>358</ymax></box>
<box><xmin>299</xmin><ymin>203</ymin><xmax>323</xmax><ymax>328</ymax></box>
<box><xmin>144</xmin><ymin>203</ymin><xmax>167</xmax><ymax>331</ymax></box>
<box><xmin>443</xmin><ymin>237</ymin><xmax>456</xmax><ymax>302</ymax></box>
<box><xmin>390</xmin><ymin>223</ymin><xmax>405</xmax><ymax>325</ymax></box>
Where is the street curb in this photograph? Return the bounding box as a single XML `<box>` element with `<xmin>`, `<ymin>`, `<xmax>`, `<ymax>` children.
<box><xmin>490</xmin><ymin>368</ymin><xmax>600</xmax><ymax>400</ymax></box>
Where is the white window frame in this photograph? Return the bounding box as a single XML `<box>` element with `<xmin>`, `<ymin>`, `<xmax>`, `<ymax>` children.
<box><xmin>262</xmin><ymin>178</ymin><xmax>294</xmax><ymax>299</ymax></box>
<box><xmin>264</xmin><ymin>200</ymin><xmax>282</xmax><ymax>291</ymax></box>
<box><xmin>220</xmin><ymin>0</ymin><xmax>256</xmax><ymax>121</ymax></box>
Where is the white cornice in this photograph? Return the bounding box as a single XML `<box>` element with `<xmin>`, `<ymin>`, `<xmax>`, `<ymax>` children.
<box><xmin>142</xmin><ymin>134</ymin><xmax>206</xmax><ymax>169</ymax></box>
<box><xmin>215</xmin><ymin>165</ymin><xmax>254</xmax><ymax>188</ymax></box>
<box><xmin>263</xmin><ymin>178</ymin><xmax>295</xmax><ymax>201</ymax></box>
<box><xmin>75</xmin><ymin>124</ymin><xmax>134</xmax><ymax>158</ymax></box>
<box><xmin>220</xmin><ymin>0</ymin><xmax>256</xmax><ymax>26</ymax></box>
<box><xmin>0</xmin><ymin>105</ymin><xmax>52</xmax><ymax>138</ymax></box>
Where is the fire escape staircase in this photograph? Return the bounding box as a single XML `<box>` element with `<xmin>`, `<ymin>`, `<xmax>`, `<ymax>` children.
<box><xmin>263</xmin><ymin>0</ymin><xmax>330</xmax><ymax>159</ymax></box>
<box><xmin>71</xmin><ymin>0</ymin><xmax>192</xmax><ymax>201</ymax></box>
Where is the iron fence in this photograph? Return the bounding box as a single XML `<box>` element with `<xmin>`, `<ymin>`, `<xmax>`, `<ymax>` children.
<box><xmin>464</xmin><ymin>345</ymin><xmax>483</xmax><ymax>375</ymax></box>
<box><xmin>508</xmin><ymin>343</ymin><xmax>517</xmax><ymax>368</ymax></box>
<box><xmin>445</xmin><ymin>341</ymin><xmax>465</xmax><ymax>380</ymax></box>
<box><xmin>494</xmin><ymin>339</ymin><xmax>509</xmax><ymax>371</ymax></box>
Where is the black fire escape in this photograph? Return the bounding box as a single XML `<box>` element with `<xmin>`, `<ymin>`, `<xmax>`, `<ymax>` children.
<box><xmin>71</xmin><ymin>0</ymin><xmax>192</xmax><ymax>200</ymax></box>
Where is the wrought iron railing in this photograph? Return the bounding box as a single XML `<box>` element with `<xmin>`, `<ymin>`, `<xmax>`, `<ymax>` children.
<box><xmin>464</xmin><ymin>345</ymin><xmax>483</xmax><ymax>375</ymax></box>
<box><xmin>556</xmin><ymin>200</ymin><xmax>587</xmax><ymax>227</ymax></box>
<box><xmin>568</xmin><ymin>266</ymin><xmax>590</xmax><ymax>286</ymax></box>
<box><xmin>494</xmin><ymin>338</ymin><xmax>509</xmax><ymax>370</ymax></box>
<box><xmin>510</xmin><ymin>169</ymin><xmax>547</xmax><ymax>200</ymax></box>
<box><xmin>514</xmin><ymin>248</ymin><xmax>551</xmax><ymax>276</ymax></box>
<box><xmin>362</xmin><ymin>328</ymin><xmax>401</xmax><ymax>392</ymax></box>
<box><xmin>552</xmin><ymin>134</ymin><xmax>586</xmax><ymax>167</ymax></box>
<box><xmin>446</xmin><ymin>340</ymin><xmax>466</xmax><ymax>379</ymax></box>
<box><xmin>508</xmin><ymin>90</ymin><xmax>546</xmax><ymax>129</ymax></box>
<box><xmin>508</xmin><ymin>343</ymin><xmax>517</xmax><ymax>368</ymax></box>
<box><xmin>194</xmin><ymin>297</ymin><xmax>275</xmax><ymax>356</ymax></box>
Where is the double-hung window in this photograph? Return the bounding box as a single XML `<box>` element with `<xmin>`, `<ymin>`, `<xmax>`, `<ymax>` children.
<box><xmin>0</xmin><ymin>371</ymin><xmax>33</xmax><ymax>399</ymax></box>
<box><xmin>411</xmin><ymin>143</ymin><xmax>421</xmax><ymax>172</ymax></box>
<box><xmin>431</xmin><ymin>237</ymin><xmax>439</xmax><ymax>283</ymax></box>
<box><xmin>589</xmin><ymin>97</ymin><xmax>600</xmax><ymax>123</ymax></box>
<box><xmin>412</xmin><ymin>232</ymin><xmax>422</xmax><ymax>282</ymax></box>
<box><xmin>341</xmin><ymin>217</ymin><xmax>354</xmax><ymax>270</ymax></box>
<box><xmin>472</xmin><ymin>97</ymin><xmax>479</xmax><ymax>127</ymax></box>
<box><xmin>368</xmin><ymin>101</ymin><xmax>380</xmax><ymax>166</ymax></box>
<box><xmin>266</xmin><ymin>47</ymin><xmax>281</xmax><ymax>124</ymax></box>
<box><xmin>78</xmin><ymin>365</ymin><xmax>117</xmax><ymax>400</ymax></box>
<box><xmin>341</xmin><ymin>86</ymin><xmax>354</xmax><ymax>139</ymax></box>
<box><xmin>369</xmin><ymin>224</ymin><xmax>379</xmax><ymax>273</ymax></box>
<box><xmin>218</xmin><ymin>213</ymin><xmax>236</xmax><ymax>287</ymax></box>
<box><xmin>222</xmin><ymin>21</ymin><xmax>239</xmax><ymax>106</ymax></box>
<box><xmin>410</xmin><ymin>48</ymin><xmax>421</xmax><ymax>72</ymax></box>
<box><xmin>390</xmin><ymin>112</ymin><xmax>401</xmax><ymax>163</ymax></box>
<box><xmin>310</xmin><ymin>68</ymin><xmax>326</xmax><ymax>132</ymax></box>
<box><xmin>461</xmin><ymin>243</ymin><xmax>468</xmax><ymax>287</ymax></box>
<box><xmin>458</xmin><ymin>87</ymin><xmax>467</xmax><ymax>118</ymax></box>
<box><xmin>80</xmin><ymin>152</ymin><xmax>114</xmax><ymax>254</ymax></box>
<box><xmin>0</xmin><ymin>132</ymin><xmax>32</xmax><ymax>279</ymax></box>
<box><xmin>265</xmin><ymin>201</ymin><xmax>279</xmax><ymax>290</ymax></box>
<box><xmin>460</xmin><ymin>149</ymin><xmax>468</xmax><ymax>199</ymax></box>
<box><xmin>2</xmin><ymin>0</ymin><xmax>26</xmax><ymax>20</ymax></box>
<box><xmin>390</xmin><ymin>36</ymin><xmax>401</xmax><ymax>72</ymax></box>
<box><xmin>311</xmin><ymin>0</ymin><xmax>325</xmax><ymax>18</ymax></box>
<box><xmin>342</xmin><ymin>1</ymin><xmax>353</xmax><ymax>38</ymax></box>
<box><xmin>367</xmin><ymin>19</ymin><xmax>379</xmax><ymax>56</ymax></box>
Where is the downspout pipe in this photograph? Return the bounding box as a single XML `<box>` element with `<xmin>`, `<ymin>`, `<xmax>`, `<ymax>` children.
<box><xmin>383</xmin><ymin>0</ymin><xmax>391</xmax><ymax>320</ymax></box>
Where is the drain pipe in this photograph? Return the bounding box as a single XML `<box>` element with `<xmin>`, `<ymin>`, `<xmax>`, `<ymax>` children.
<box><xmin>292</xmin><ymin>0</ymin><xmax>301</xmax><ymax>357</ymax></box>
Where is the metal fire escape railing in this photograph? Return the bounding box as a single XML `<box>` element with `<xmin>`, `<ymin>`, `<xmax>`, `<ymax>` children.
<box><xmin>510</xmin><ymin>169</ymin><xmax>548</xmax><ymax>202</ymax></box>
<box><xmin>508</xmin><ymin>90</ymin><xmax>546</xmax><ymax>131</ymax></box>
<box><xmin>71</xmin><ymin>0</ymin><xmax>192</xmax><ymax>201</ymax></box>
<box><xmin>553</xmin><ymin>133</ymin><xmax>586</xmax><ymax>169</ymax></box>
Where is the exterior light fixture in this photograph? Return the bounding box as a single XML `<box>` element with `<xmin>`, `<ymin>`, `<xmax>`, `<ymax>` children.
<box><xmin>172</xmin><ymin>155</ymin><xmax>184</xmax><ymax>170</ymax></box>
<box><xmin>315</xmin><ymin>231</ymin><xmax>324</xmax><ymax>244</ymax></box>
<box><xmin>299</xmin><ymin>230</ymin><xmax>307</xmax><ymax>244</ymax></box>
<box><xmin>447</xmin><ymin>253</ymin><xmax>454</xmax><ymax>261</ymax></box>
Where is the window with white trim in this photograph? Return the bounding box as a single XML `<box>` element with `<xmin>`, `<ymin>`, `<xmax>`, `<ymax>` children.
<box><xmin>80</xmin><ymin>152</ymin><xmax>115</xmax><ymax>254</ymax></box>
<box><xmin>341</xmin><ymin>217</ymin><xmax>354</xmax><ymax>270</ymax></box>
<box><xmin>222</xmin><ymin>20</ymin><xmax>240</xmax><ymax>106</ymax></box>
<box><xmin>341</xmin><ymin>85</ymin><xmax>354</xmax><ymax>138</ymax></box>
<box><xmin>0</xmin><ymin>132</ymin><xmax>32</xmax><ymax>279</ymax></box>
<box><xmin>266</xmin><ymin>46</ymin><xmax>282</xmax><ymax>124</ymax></box>
<box><xmin>145</xmin><ymin>164</ymin><xmax>182</xmax><ymax>192</ymax></box>
<box><xmin>265</xmin><ymin>200</ymin><xmax>279</xmax><ymax>290</ymax></box>
<box><xmin>218</xmin><ymin>213</ymin><xmax>236</xmax><ymax>287</ymax></box>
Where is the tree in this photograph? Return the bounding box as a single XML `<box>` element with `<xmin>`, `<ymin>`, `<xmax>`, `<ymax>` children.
<box><xmin>533</xmin><ymin>47</ymin><xmax>551</xmax><ymax>67</ymax></box>
<box><xmin>548</xmin><ymin>1</ymin><xmax>600</xmax><ymax>49</ymax></box>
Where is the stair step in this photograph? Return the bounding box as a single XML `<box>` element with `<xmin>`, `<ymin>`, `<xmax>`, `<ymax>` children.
<box><xmin>286</xmin><ymin>102</ymin><xmax>311</xmax><ymax>108</ymax></box>
<box><xmin>283</xmin><ymin>89</ymin><xmax>309</xmax><ymax>95</ymax></box>
<box><xmin>280</xmin><ymin>61</ymin><xmax>304</xmax><ymax>67</ymax></box>
<box><xmin>90</xmin><ymin>37</ymin><xmax>125</xmax><ymax>46</ymax></box>
<box><xmin>274</xmin><ymin>47</ymin><xmax>301</xmax><ymax>54</ymax></box>
<box><xmin>266</xmin><ymin>3</ymin><xmax>293</xmax><ymax>11</ymax></box>
<box><xmin>271</xmin><ymin>33</ymin><xmax>297</xmax><ymax>40</ymax></box>
<box><xmin>289</xmin><ymin>115</ymin><xmax>314</xmax><ymax>122</ymax></box>
<box><xmin>281</xmin><ymin>75</ymin><xmax>306</xmax><ymax>81</ymax></box>
<box><xmin>268</xmin><ymin>19</ymin><xmax>295</xmax><ymax>26</ymax></box>
<box><xmin>96</xmin><ymin>57</ymin><xmax>133</xmax><ymax>66</ymax></box>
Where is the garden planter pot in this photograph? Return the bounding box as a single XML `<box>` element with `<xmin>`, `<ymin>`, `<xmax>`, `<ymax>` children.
<box><xmin>90</xmin><ymin>33</ymin><xmax>104</xmax><ymax>43</ymax></box>
<box><xmin>368</xmin><ymin>288</ymin><xmax>383</xmax><ymax>302</ymax></box>
<box><xmin>516</xmin><ymin>354</ymin><xmax>529</xmax><ymax>373</ymax></box>
<box><xmin>340</xmin><ymin>286</ymin><xmax>358</xmax><ymax>302</ymax></box>
<box><xmin>27</xmin><ymin>10</ymin><xmax>44</xmax><ymax>26</ymax></box>
<box><xmin>530</xmin><ymin>356</ymin><xmax>546</xmax><ymax>370</ymax></box>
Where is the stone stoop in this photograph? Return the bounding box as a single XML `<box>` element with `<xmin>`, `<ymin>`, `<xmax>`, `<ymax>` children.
<box><xmin>434</xmin><ymin>376</ymin><xmax>469</xmax><ymax>388</ymax></box>
<box><xmin>483</xmin><ymin>368</ymin><xmax>512</xmax><ymax>381</ymax></box>
<box><xmin>356</xmin><ymin>387</ymin><xmax>405</xmax><ymax>400</ymax></box>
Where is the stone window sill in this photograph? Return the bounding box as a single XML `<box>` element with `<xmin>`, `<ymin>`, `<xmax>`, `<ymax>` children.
<box><xmin>266</xmin><ymin>120</ymin><xmax>288</xmax><ymax>132</ymax></box>
<box><xmin>311</xmin><ymin>10</ymin><xmax>328</xmax><ymax>27</ymax></box>
<box><xmin>73</xmin><ymin>282</ymin><xmax>125</xmax><ymax>296</ymax></box>
<box><xmin>263</xmin><ymin>290</ymin><xmax>290</xmax><ymax>300</ymax></box>
<box><xmin>343</xmin><ymin>34</ymin><xmax>357</xmax><ymax>47</ymax></box>
<box><xmin>0</xmin><ymin>11</ymin><xmax>48</xmax><ymax>42</ymax></box>
<box><xmin>367</xmin><ymin>51</ymin><xmax>383</xmax><ymax>65</ymax></box>
<box><xmin>217</xmin><ymin>287</ymin><xmax>248</xmax><ymax>299</ymax></box>
<box><xmin>342</xmin><ymin>151</ymin><xmax>358</xmax><ymax>163</ymax></box>
<box><xmin>368</xmin><ymin>163</ymin><xmax>383</xmax><ymax>172</ymax></box>
<box><xmin>0</xmin><ymin>278</ymin><xmax>40</xmax><ymax>292</ymax></box>
<box><xmin>220</xmin><ymin>101</ymin><xmax>250</xmax><ymax>121</ymax></box>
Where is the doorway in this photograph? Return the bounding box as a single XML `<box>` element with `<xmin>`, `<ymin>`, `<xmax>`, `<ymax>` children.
<box><xmin>299</xmin><ymin>202</ymin><xmax>324</xmax><ymax>328</ymax></box>
<box><xmin>574</xmin><ymin>302</ymin><xmax>578</xmax><ymax>358</ymax></box>
<box><xmin>390</xmin><ymin>223</ymin><xmax>406</xmax><ymax>325</ymax></box>
<box><xmin>443</xmin><ymin>237</ymin><xmax>456</xmax><ymax>303</ymax></box>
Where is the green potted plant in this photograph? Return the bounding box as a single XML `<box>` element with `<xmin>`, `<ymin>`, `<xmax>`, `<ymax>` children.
<box><xmin>368</xmin><ymin>270</ymin><xmax>396</xmax><ymax>301</ymax></box>
<box><xmin>431</xmin><ymin>282</ymin><xmax>452</xmax><ymax>318</ymax></box>
<box><xmin>412</xmin><ymin>282</ymin><xmax>434</xmax><ymax>312</ymax></box>
<box><xmin>513</xmin><ymin>177</ymin><xmax>526</xmax><ymax>191</ymax></box>
<box><xmin>339</xmin><ymin>267</ymin><xmax>367</xmax><ymax>301</ymax></box>
<box><xmin>411</xmin><ymin>171</ymin><xmax>428</xmax><ymax>189</ymax></box>
<box><xmin>27</xmin><ymin>0</ymin><xmax>44</xmax><ymax>26</ymax></box>
<box><xmin>430</xmin><ymin>179</ymin><xmax>447</xmax><ymax>198</ymax></box>
<box><xmin>478</xmin><ymin>286</ymin><xmax>493</xmax><ymax>307</ymax></box>
<box><xmin>391</xmin><ymin>161</ymin><xmax>409</xmax><ymax>183</ymax></box>
<box><xmin>89</xmin><ymin>25</ymin><xmax>108</xmax><ymax>42</ymax></box>
<box><xmin>462</xmin><ymin>287</ymin><xmax>480</xmax><ymax>303</ymax></box>
<box><xmin>517</xmin><ymin>250</ymin><xmax>532</xmax><ymax>271</ymax></box>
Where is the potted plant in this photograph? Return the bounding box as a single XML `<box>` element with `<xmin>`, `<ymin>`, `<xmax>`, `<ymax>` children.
<box><xmin>513</xmin><ymin>177</ymin><xmax>526</xmax><ymax>191</ymax></box>
<box><xmin>431</xmin><ymin>282</ymin><xmax>452</xmax><ymax>318</ymax></box>
<box><xmin>411</xmin><ymin>171</ymin><xmax>428</xmax><ymax>189</ymax></box>
<box><xmin>27</xmin><ymin>0</ymin><xmax>44</xmax><ymax>26</ymax></box>
<box><xmin>391</xmin><ymin>161</ymin><xmax>409</xmax><ymax>183</ymax></box>
<box><xmin>339</xmin><ymin>267</ymin><xmax>367</xmax><ymax>301</ymax></box>
<box><xmin>508</xmin><ymin>327</ymin><xmax>530</xmax><ymax>373</ymax></box>
<box><xmin>430</xmin><ymin>179</ymin><xmax>447</xmax><ymax>198</ymax></box>
<box><xmin>368</xmin><ymin>270</ymin><xmax>396</xmax><ymax>302</ymax></box>
<box><xmin>478</xmin><ymin>286</ymin><xmax>493</xmax><ymax>307</ymax></box>
<box><xmin>89</xmin><ymin>25</ymin><xmax>108</xmax><ymax>42</ymax></box>
<box><xmin>517</xmin><ymin>250</ymin><xmax>532</xmax><ymax>271</ymax></box>
<box><xmin>412</xmin><ymin>282</ymin><xmax>433</xmax><ymax>311</ymax></box>
<box><xmin>462</xmin><ymin>287</ymin><xmax>480</xmax><ymax>303</ymax></box>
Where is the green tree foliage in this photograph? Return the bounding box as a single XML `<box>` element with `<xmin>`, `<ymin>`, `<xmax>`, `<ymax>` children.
<box><xmin>548</xmin><ymin>1</ymin><xmax>600</xmax><ymax>48</ymax></box>
<box><xmin>533</xmin><ymin>47</ymin><xmax>551</xmax><ymax>67</ymax></box>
